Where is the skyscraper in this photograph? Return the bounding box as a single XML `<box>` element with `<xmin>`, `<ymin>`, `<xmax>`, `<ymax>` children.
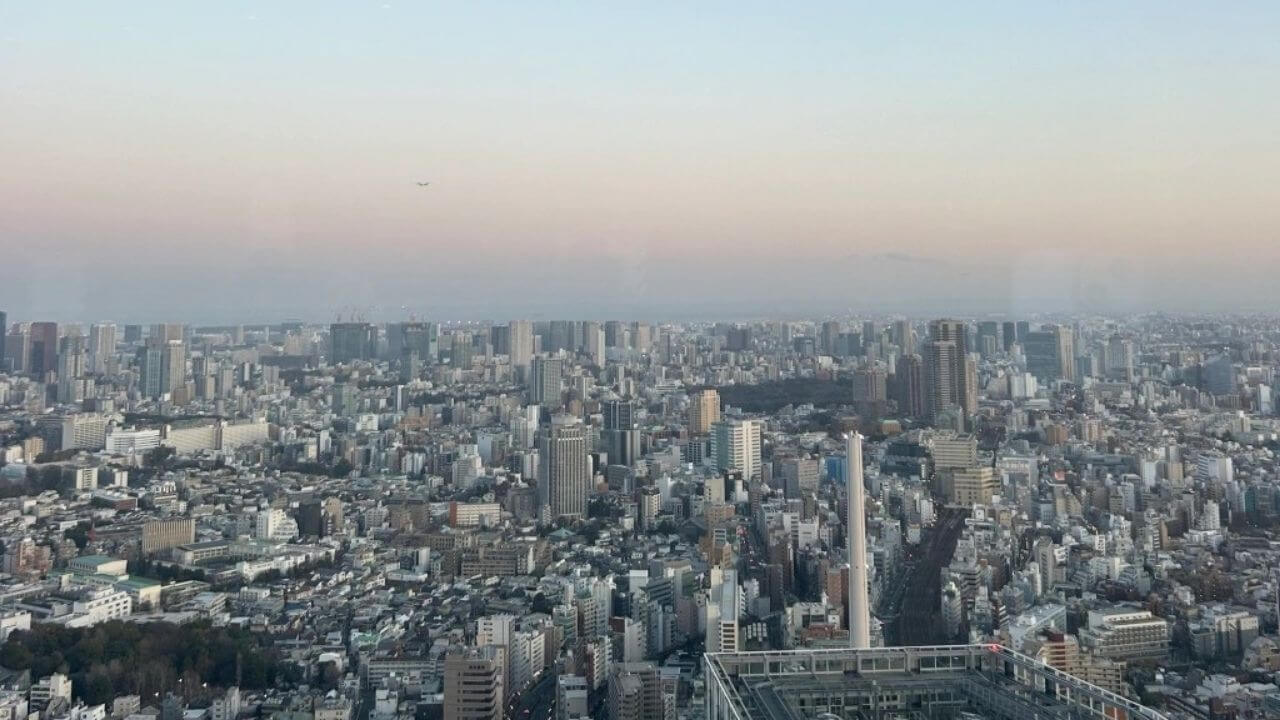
<box><xmin>138</xmin><ymin>341</ymin><xmax>165</xmax><ymax>399</ymax></box>
<box><xmin>894</xmin><ymin>353</ymin><xmax>925</xmax><ymax>420</ymax></box>
<box><xmin>162</xmin><ymin>340</ymin><xmax>186</xmax><ymax>395</ymax></box>
<box><xmin>149</xmin><ymin>323</ymin><xmax>184</xmax><ymax>344</ymax></box>
<box><xmin>328</xmin><ymin>323</ymin><xmax>376</xmax><ymax>364</ymax></box>
<box><xmin>976</xmin><ymin>321</ymin><xmax>1000</xmax><ymax>358</ymax></box>
<box><xmin>846</xmin><ymin>433</ymin><xmax>871</xmax><ymax>648</ymax></box>
<box><xmin>56</xmin><ymin>336</ymin><xmax>86</xmax><ymax>403</ymax></box>
<box><xmin>924</xmin><ymin>338</ymin><xmax>958</xmax><ymax>420</ymax></box>
<box><xmin>710</xmin><ymin>419</ymin><xmax>763</xmax><ymax>481</ymax></box>
<box><xmin>388</xmin><ymin>321</ymin><xmax>437</xmax><ymax>362</ymax></box>
<box><xmin>451</xmin><ymin>331</ymin><xmax>474</xmax><ymax>368</ymax></box>
<box><xmin>688</xmin><ymin>389</ymin><xmax>720</xmax><ymax>435</ymax></box>
<box><xmin>508</xmin><ymin>320</ymin><xmax>534</xmax><ymax>371</ymax></box>
<box><xmin>1002</xmin><ymin>321</ymin><xmax>1017</xmax><ymax>351</ymax></box>
<box><xmin>530</xmin><ymin>356</ymin><xmax>563</xmax><ymax>407</ymax></box>
<box><xmin>88</xmin><ymin>323</ymin><xmax>117</xmax><ymax>374</ymax></box>
<box><xmin>926</xmin><ymin>319</ymin><xmax>974</xmax><ymax>419</ymax></box>
<box><xmin>892</xmin><ymin>319</ymin><xmax>914</xmax><ymax>355</ymax></box>
<box><xmin>1024</xmin><ymin>325</ymin><xmax>1076</xmax><ymax>383</ymax></box>
<box><xmin>1106</xmin><ymin>334</ymin><xmax>1135</xmax><ymax>382</ymax></box>
<box><xmin>29</xmin><ymin>321</ymin><xmax>58</xmax><ymax>377</ymax></box>
<box><xmin>0</xmin><ymin>310</ymin><xmax>6</xmax><ymax>371</ymax></box>
<box><xmin>538</xmin><ymin>416</ymin><xmax>590</xmax><ymax>520</ymax></box>
<box><xmin>603</xmin><ymin>399</ymin><xmax>640</xmax><ymax>468</ymax></box>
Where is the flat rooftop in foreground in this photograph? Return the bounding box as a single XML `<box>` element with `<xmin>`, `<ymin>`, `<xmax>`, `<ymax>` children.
<box><xmin>704</xmin><ymin>644</ymin><xmax>1168</xmax><ymax>720</ymax></box>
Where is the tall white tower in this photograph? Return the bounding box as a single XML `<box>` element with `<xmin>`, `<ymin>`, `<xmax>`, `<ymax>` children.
<box><xmin>846</xmin><ymin>433</ymin><xmax>871</xmax><ymax>647</ymax></box>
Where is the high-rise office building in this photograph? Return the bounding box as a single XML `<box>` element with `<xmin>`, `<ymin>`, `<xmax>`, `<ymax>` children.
<box><xmin>29</xmin><ymin>321</ymin><xmax>58</xmax><ymax>377</ymax></box>
<box><xmin>952</xmin><ymin>466</ymin><xmax>997</xmax><ymax>506</ymax></box>
<box><xmin>0</xmin><ymin>310</ymin><xmax>6</xmax><ymax>371</ymax></box>
<box><xmin>162</xmin><ymin>340</ymin><xmax>186</xmax><ymax>395</ymax></box>
<box><xmin>538</xmin><ymin>416</ymin><xmax>591</xmax><ymax>520</ymax></box>
<box><xmin>328</xmin><ymin>323</ymin><xmax>376</xmax><ymax>364</ymax></box>
<box><xmin>710</xmin><ymin>419</ymin><xmax>763</xmax><ymax>480</ymax></box>
<box><xmin>149</xmin><ymin>323</ymin><xmax>184</xmax><ymax>344</ymax></box>
<box><xmin>820</xmin><ymin>321</ymin><xmax>842</xmax><ymax>355</ymax></box>
<box><xmin>583</xmin><ymin>321</ymin><xmax>605</xmax><ymax>365</ymax></box>
<box><xmin>603</xmin><ymin>399</ymin><xmax>640</xmax><ymax>468</ymax></box>
<box><xmin>846</xmin><ymin>434</ymin><xmax>871</xmax><ymax>648</ymax></box>
<box><xmin>894</xmin><ymin>353</ymin><xmax>925</xmax><ymax>420</ymax></box>
<box><xmin>1106</xmin><ymin>334</ymin><xmax>1135</xmax><ymax>382</ymax></box>
<box><xmin>851</xmin><ymin>366</ymin><xmax>887</xmax><ymax>412</ymax></box>
<box><xmin>88</xmin><ymin>323</ymin><xmax>117</xmax><ymax>374</ymax></box>
<box><xmin>388</xmin><ymin>322</ymin><xmax>437</xmax><ymax>362</ymax></box>
<box><xmin>56</xmin><ymin>336</ymin><xmax>87</xmax><ymax>403</ymax></box>
<box><xmin>607</xmin><ymin>663</ymin><xmax>662</xmax><ymax>720</ymax></box>
<box><xmin>451</xmin><ymin>331</ymin><xmax>474</xmax><ymax>368</ymax></box>
<box><xmin>1002</xmin><ymin>321</ymin><xmax>1017</xmax><ymax>350</ymax></box>
<box><xmin>123</xmin><ymin>324</ymin><xmax>143</xmax><ymax>343</ymax></box>
<box><xmin>530</xmin><ymin>356</ymin><xmax>563</xmax><ymax>407</ymax></box>
<box><xmin>893</xmin><ymin>319</ymin><xmax>914</xmax><ymax>355</ymax></box>
<box><xmin>1024</xmin><ymin>325</ymin><xmax>1076</xmax><ymax>383</ymax></box>
<box><xmin>442</xmin><ymin>648</ymin><xmax>503</xmax><ymax>720</ymax></box>
<box><xmin>508</xmin><ymin>320</ymin><xmax>534</xmax><ymax>370</ymax></box>
<box><xmin>137</xmin><ymin>342</ymin><xmax>165</xmax><ymax>399</ymax></box>
<box><xmin>976</xmin><ymin>321</ymin><xmax>1000</xmax><ymax>358</ymax></box>
<box><xmin>688</xmin><ymin>389</ymin><xmax>720</xmax><ymax>435</ymax></box>
<box><xmin>924</xmin><ymin>339</ymin><xmax>958</xmax><ymax>419</ymax></box>
<box><xmin>926</xmin><ymin>319</ymin><xmax>974</xmax><ymax>420</ymax></box>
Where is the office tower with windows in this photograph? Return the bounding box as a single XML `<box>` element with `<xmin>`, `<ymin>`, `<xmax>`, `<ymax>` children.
<box><xmin>29</xmin><ymin>321</ymin><xmax>58</xmax><ymax>377</ymax></box>
<box><xmin>138</xmin><ymin>342</ymin><xmax>165</xmax><ymax>399</ymax></box>
<box><xmin>926</xmin><ymin>319</ymin><xmax>975</xmax><ymax>419</ymax></box>
<box><xmin>846</xmin><ymin>433</ymin><xmax>871</xmax><ymax>648</ymax></box>
<box><xmin>1106</xmin><ymin>334</ymin><xmax>1135</xmax><ymax>382</ymax></box>
<box><xmin>538</xmin><ymin>416</ymin><xmax>591</xmax><ymax>520</ymax></box>
<box><xmin>711</xmin><ymin>418</ymin><xmax>763</xmax><ymax>481</ymax></box>
<box><xmin>1002</xmin><ymin>321</ymin><xmax>1017</xmax><ymax>351</ymax></box>
<box><xmin>924</xmin><ymin>339</ymin><xmax>958</xmax><ymax>420</ymax></box>
<box><xmin>1024</xmin><ymin>324</ymin><xmax>1076</xmax><ymax>383</ymax></box>
<box><xmin>688</xmin><ymin>389</ymin><xmax>720</xmax><ymax>435</ymax></box>
<box><xmin>388</xmin><ymin>321</ymin><xmax>438</xmax><ymax>362</ymax></box>
<box><xmin>88</xmin><ymin>323</ymin><xmax>117</xmax><ymax>374</ymax></box>
<box><xmin>56</xmin><ymin>336</ymin><xmax>87</xmax><ymax>403</ymax></box>
<box><xmin>530</xmin><ymin>356</ymin><xmax>563</xmax><ymax>407</ymax></box>
<box><xmin>0</xmin><ymin>310</ymin><xmax>5</xmax><ymax>371</ymax></box>
<box><xmin>894</xmin><ymin>353</ymin><xmax>925</xmax><ymax>420</ymax></box>
<box><xmin>603</xmin><ymin>399</ymin><xmax>640</xmax><ymax>468</ymax></box>
<box><xmin>508</xmin><ymin>320</ymin><xmax>534</xmax><ymax>371</ymax></box>
<box><xmin>893</xmin><ymin>319</ymin><xmax>914</xmax><ymax>355</ymax></box>
<box><xmin>451</xmin><ymin>331</ymin><xmax>474</xmax><ymax>368</ymax></box>
<box><xmin>976</xmin><ymin>321</ymin><xmax>1000</xmax><ymax>357</ymax></box>
<box><xmin>162</xmin><ymin>340</ymin><xmax>186</xmax><ymax>395</ymax></box>
<box><xmin>328</xmin><ymin>322</ymin><xmax>376</xmax><ymax>364</ymax></box>
<box><xmin>443</xmin><ymin>648</ymin><xmax>503</xmax><ymax>720</ymax></box>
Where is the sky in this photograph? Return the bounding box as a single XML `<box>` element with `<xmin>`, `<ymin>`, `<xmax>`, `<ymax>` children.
<box><xmin>2</xmin><ymin>1</ymin><xmax>1279</xmax><ymax>323</ymax></box>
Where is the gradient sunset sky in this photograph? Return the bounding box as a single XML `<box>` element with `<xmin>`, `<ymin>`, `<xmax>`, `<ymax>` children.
<box><xmin>2</xmin><ymin>2</ymin><xmax>1278</xmax><ymax>322</ymax></box>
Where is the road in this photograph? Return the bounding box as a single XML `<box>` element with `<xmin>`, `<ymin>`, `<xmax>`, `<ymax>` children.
<box><xmin>890</xmin><ymin>506</ymin><xmax>968</xmax><ymax>646</ymax></box>
<box><xmin>507</xmin><ymin>670</ymin><xmax>556</xmax><ymax>720</ymax></box>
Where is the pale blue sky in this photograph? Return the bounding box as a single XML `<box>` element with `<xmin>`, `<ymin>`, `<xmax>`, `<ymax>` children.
<box><xmin>2</xmin><ymin>2</ymin><xmax>1278</xmax><ymax>321</ymax></box>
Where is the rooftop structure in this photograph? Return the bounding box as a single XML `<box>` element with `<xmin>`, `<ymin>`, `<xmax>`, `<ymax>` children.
<box><xmin>704</xmin><ymin>644</ymin><xmax>1167</xmax><ymax>720</ymax></box>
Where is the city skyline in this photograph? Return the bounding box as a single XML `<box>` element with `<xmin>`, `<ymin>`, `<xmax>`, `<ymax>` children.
<box><xmin>4</xmin><ymin>2</ymin><xmax>1280</xmax><ymax>320</ymax></box>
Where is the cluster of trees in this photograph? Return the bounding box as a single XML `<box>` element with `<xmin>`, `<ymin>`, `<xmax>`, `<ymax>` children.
<box><xmin>0</xmin><ymin>621</ymin><xmax>301</xmax><ymax>706</ymax></box>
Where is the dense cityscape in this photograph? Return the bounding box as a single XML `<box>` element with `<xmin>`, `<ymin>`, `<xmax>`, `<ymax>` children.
<box><xmin>0</xmin><ymin>314</ymin><xmax>1278</xmax><ymax>719</ymax></box>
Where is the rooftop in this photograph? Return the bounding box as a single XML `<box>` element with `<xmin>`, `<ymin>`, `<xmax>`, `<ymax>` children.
<box><xmin>704</xmin><ymin>644</ymin><xmax>1168</xmax><ymax>720</ymax></box>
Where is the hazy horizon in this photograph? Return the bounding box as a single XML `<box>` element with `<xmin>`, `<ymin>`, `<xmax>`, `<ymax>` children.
<box><xmin>3</xmin><ymin>2</ymin><xmax>1279</xmax><ymax>321</ymax></box>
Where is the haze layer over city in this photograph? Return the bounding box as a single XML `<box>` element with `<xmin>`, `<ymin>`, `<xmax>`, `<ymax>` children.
<box><xmin>5</xmin><ymin>3</ymin><xmax>1280</xmax><ymax>720</ymax></box>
